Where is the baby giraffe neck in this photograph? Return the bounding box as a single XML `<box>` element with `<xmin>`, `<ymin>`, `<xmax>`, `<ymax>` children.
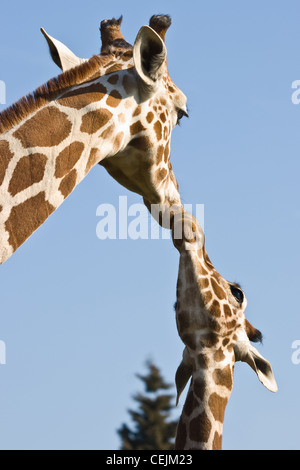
<box><xmin>175</xmin><ymin>350</ymin><xmax>234</xmax><ymax>450</ymax></box>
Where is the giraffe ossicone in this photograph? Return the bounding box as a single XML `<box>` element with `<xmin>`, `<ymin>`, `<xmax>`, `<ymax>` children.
<box><xmin>0</xmin><ymin>15</ymin><xmax>187</xmax><ymax>263</ymax></box>
<box><xmin>172</xmin><ymin>212</ymin><xmax>277</xmax><ymax>450</ymax></box>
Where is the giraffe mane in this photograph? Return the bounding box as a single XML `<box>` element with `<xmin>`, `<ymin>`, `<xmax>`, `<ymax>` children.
<box><xmin>0</xmin><ymin>51</ymin><xmax>131</xmax><ymax>135</ymax></box>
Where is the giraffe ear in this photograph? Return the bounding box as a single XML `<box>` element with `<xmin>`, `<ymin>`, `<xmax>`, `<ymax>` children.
<box><xmin>175</xmin><ymin>361</ymin><xmax>192</xmax><ymax>406</ymax></box>
<box><xmin>133</xmin><ymin>25</ymin><xmax>167</xmax><ymax>91</ymax></box>
<box><xmin>40</xmin><ymin>28</ymin><xmax>87</xmax><ymax>72</ymax></box>
<box><xmin>175</xmin><ymin>349</ymin><xmax>193</xmax><ymax>405</ymax></box>
<box><xmin>234</xmin><ymin>341</ymin><xmax>278</xmax><ymax>393</ymax></box>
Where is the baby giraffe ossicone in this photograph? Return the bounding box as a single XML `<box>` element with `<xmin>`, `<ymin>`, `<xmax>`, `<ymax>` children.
<box><xmin>172</xmin><ymin>212</ymin><xmax>277</xmax><ymax>450</ymax></box>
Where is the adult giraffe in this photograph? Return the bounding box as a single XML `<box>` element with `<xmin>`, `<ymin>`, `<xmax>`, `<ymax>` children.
<box><xmin>0</xmin><ymin>15</ymin><xmax>187</xmax><ymax>263</ymax></box>
<box><xmin>172</xmin><ymin>212</ymin><xmax>277</xmax><ymax>450</ymax></box>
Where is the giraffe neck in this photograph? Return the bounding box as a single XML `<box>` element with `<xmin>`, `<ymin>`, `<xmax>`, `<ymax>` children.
<box><xmin>175</xmin><ymin>350</ymin><xmax>234</xmax><ymax>450</ymax></box>
<box><xmin>0</xmin><ymin>66</ymin><xmax>135</xmax><ymax>263</ymax></box>
<box><xmin>173</xmin><ymin>222</ymin><xmax>235</xmax><ymax>450</ymax></box>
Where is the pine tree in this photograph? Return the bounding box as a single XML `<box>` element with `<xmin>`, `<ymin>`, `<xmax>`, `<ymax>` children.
<box><xmin>117</xmin><ymin>360</ymin><xmax>178</xmax><ymax>450</ymax></box>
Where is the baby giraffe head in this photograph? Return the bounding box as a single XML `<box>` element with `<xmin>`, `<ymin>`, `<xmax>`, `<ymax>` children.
<box><xmin>172</xmin><ymin>212</ymin><xmax>277</xmax><ymax>450</ymax></box>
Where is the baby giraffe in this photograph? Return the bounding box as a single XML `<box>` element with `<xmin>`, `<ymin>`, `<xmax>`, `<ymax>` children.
<box><xmin>172</xmin><ymin>212</ymin><xmax>277</xmax><ymax>450</ymax></box>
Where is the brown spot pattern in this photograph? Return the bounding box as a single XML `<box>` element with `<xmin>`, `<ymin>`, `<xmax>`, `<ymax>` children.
<box><xmin>211</xmin><ymin>299</ymin><xmax>221</xmax><ymax>317</ymax></box>
<box><xmin>212</xmin><ymin>432</ymin><xmax>222</xmax><ymax>450</ymax></box>
<box><xmin>59</xmin><ymin>169</ymin><xmax>77</xmax><ymax>199</ymax></box>
<box><xmin>9</xmin><ymin>153</ymin><xmax>47</xmax><ymax>196</ymax></box>
<box><xmin>5</xmin><ymin>192</ymin><xmax>55</xmax><ymax>252</ymax></box>
<box><xmin>107</xmin><ymin>74</ymin><xmax>119</xmax><ymax>85</ymax></box>
<box><xmin>146</xmin><ymin>112</ymin><xmax>154</xmax><ymax>123</ymax></box>
<box><xmin>211</xmin><ymin>278</ymin><xmax>227</xmax><ymax>300</ymax></box>
<box><xmin>223</xmin><ymin>304</ymin><xmax>232</xmax><ymax>317</ymax></box>
<box><xmin>214</xmin><ymin>348</ymin><xmax>226</xmax><ymax>362</ymax></box>
<box><xmin>193</xmin><ymin>377</ymin><xmax>206</xmax><ymax>402</ymax></box>
<box><xmin>175</xmin><ymin>420</ymin><xmax>187</xmax><ymax>450</ymax></box>
<box><xmin>176</xmin><ymin>312</ymin><xmax>190</xmax><ymax>333</ymax></box>
<box><xmin>208</xmin><ymin>393</ymin><xmax>228</xmax><ymax>423</ymax></box>
<box><xmin>199</xmin><ymin>264</ymin><xmax>209</xmax><ymax>276</ymax></box>
<box><xmin>57</xmin><ymin>83</ymin><xmax>107</xmax><ymax>110</ymax></box>
<box><xmin>155</xmin><ymin>167</ymin><xmax>167</xmax><ymax>182</ymax></box>
<box><xmin>80</xmin><ymin>108</ymin><xmax>112</xmax><ymax>134</ymax></box>
<box><xmin>201</xmin><ymin>278</ymin><xmax>209</xmax><ymax>289</ymax></box>
<box><xmin>189</xmin><ymin>411</ymin><xmax>211</xmax><ymax>443</ymax></box>
<box><xmin>213</xmin><ymin>365</ymin><xmax>233</xmax><ymax>390</ymax></box>
<box><xmin>181</xmin><ymin>333</ymin><xmax>197</xmax><ymax>350</ymax></box>
<box><xmin>130</xmin><ymin>121</ymin><xmax>146</xmax><ymax>135</ymax></box>
<box><xmin>197</xmin><ymin>354</ymin><xmax>209</xmax><ymax>369</ymax></box>
<box><xmin>200</xmin><ymin>333</ymin><xmax>219</xmax><ymax>348</ymax></box>
<box><xmin>156</xmin><ymin>145</ymin><xmax>164</xmax><ymax>164</ymax></box>
<box><xmin>160</xmin><ymin>112</ymin><xmax>167</xmax><ymax>123</ymax></box>
<box><xmin>163</xmin><ymin>125</ymin><xmax>170</xmax><ymax>140</ymax></box>
<box><xmin>85</xmin><ymin>148</ymin><xmax>100</xmax><ymax>174</ymax></box>
<box><xmin>13</xmin><ymin>107</ymin><xmax>72</xmax><ymax>148</ymax></box>
<box><xmin>132</xmin><ymin>106</ymin><xmax>141</xmax><ymax>117</ymax></box>
<box><xmin>55</xmin><ymin>142</ymin><xmax>84</xmax><ymax>178</ymax></box>
<box><xmin>226</xmin><ymin>319</ymin><xmax>237</xmax><ymax>330</ymax></box>
<box><xmin>100</xmin><ymin>124</ymin><xmax>115</xmax><ymax>140</ymax></box>
<box><xmin>0</xmin><ymin>140</ymin><xmax>14</xmax><ymax>185</ymax></box>
<box><xmin>113</xmin><ymin>132</ymin><xmax>124</xmax><ymax>153</ymax></box>
<box><xmin>106</xmin><ymin>90</ymin><xmax>122</xmax><ymax>108</ymax></box>
<box><xmin>154</xmin><ymin>120</ymin><xmax>163</xmax><ymax>141</ymax></box>
<box><xmin>164</xmin><ymin>142</ymin><xmax>170</xmax><ymax>163</ymax></box>
<box><xmin>202</xmin><ymin>290</ymin><xmax>212</xmax><ymax>304</ymax></box>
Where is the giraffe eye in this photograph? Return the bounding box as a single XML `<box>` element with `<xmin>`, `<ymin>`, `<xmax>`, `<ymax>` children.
<box><xmin>177</xmin><ymin>109</ymin><xmax>188</xmax><ymax>124</ymax></box>
<box><xmin>230</xmin><ymin>285</ymin><xmax>244</xmax><ymax>304</ymax></box>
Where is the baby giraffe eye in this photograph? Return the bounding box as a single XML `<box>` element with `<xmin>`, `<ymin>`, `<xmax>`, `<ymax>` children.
<box><xmin>230</xmin><ymin>285</ymin><xmax>244</xmax><ymax>304</ymax></box>
<box><xmin>177</xmin><ymin>108</ymin><xmax>188</xmax><ymax>124</ymax></box>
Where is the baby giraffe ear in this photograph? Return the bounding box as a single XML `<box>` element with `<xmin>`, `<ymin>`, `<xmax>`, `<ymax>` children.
<box><xmin>133</xmin><ymin>25</ymin><xmax>167</xmax><ymax>92</ymax></box>
<box><xmin>40</xmin><ymin>28</ymin><xmax>86</xmax><ymax>72</ymax></box>
<box><xmin>235</xmin><ymin>341</ymin><xmax>278</xmax><ymax>393</ymax></box>
<box><xmin>175</xmin><ymin>348</ymin><xmax>193</xmax><ymax>405</ymax></box>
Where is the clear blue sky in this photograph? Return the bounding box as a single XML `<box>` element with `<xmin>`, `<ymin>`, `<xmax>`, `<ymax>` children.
<box><xmin>0</xmin><ymin>0</ymin><xmax>299</xmax><ymax>450</ymax></box>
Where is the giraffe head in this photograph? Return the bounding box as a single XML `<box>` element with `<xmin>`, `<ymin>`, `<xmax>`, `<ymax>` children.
<box><xmin>172</xmin><ymin>213</ymin><xmax>277</xmax><ymax>449</ymax></box>
<box><xmin>41</xmin><ymin>15</ymin><xmax>187</xmax><ymax>216</ymax></box>
<box><xmin>0</xmin><ymin>15</ymin><xmax>188</xmax><ymax>262</ymax></box>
